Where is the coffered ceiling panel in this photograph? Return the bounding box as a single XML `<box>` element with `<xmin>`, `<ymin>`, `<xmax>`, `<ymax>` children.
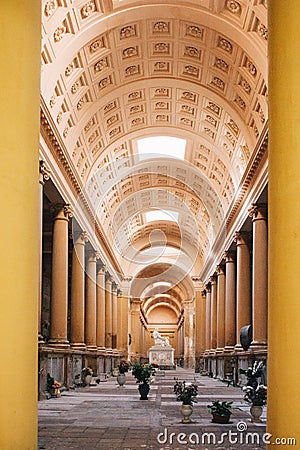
<box><xmin>41</xmin><ymin>0</ymin><xmax>268</xmax><ymax>291</ymax></box>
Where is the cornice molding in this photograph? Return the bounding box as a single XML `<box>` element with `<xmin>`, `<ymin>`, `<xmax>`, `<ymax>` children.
<box><xmin>40</xmin><ymin>103</ymin><xmax>123</xmax><ymax>276</ymax></box>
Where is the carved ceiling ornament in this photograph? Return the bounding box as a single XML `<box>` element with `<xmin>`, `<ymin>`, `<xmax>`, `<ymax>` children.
<box><xmin>123</xmin><ymin>46</ymin><xmax>138</xmax><ymax>58</ymax></box>
<box><xmin>214</xmin><ymin>57</ymin><xmax>229</xmax><ymax>72</ymax></box>
<box><xmin>186</xmin><ymin>24</ymin><xmax>203</xmax><ymax>39</ymax></box>
<box><xmin>120</xmin><ymin>25</ymin><xmax>136</xmax><ymax>39</ymax></box>
<box><xmin>44</xmin><ymin>1</ymin><xmax>57</xmax><ymax>17</ymax></box>
<box><xmin>225</xmin><ymin>0</ymin><xmax>241</xmax><ymax>15</ymax></box>
<box><xmin>217</xmin><ymin>36</ymin><xmax>233</xmax><ymax>53</ymax></box>
<box><xmin>81</xmin><ymin>1</ymin><xmax>96</xmax><ymax>19</ymax></box>
<box><xmin>89</xmin><ymin>37</ymin><xmax>105</xmax><ymax>53</ymax></box>
<box><xmin>53</xmin><ymin>25</ymin><xmax>66</xmax><ymax>42</ymax></box>
<box><xmin>154</xmin><ymin>42</ymin><xmax>169</xmax><ymax>53</ymax></box>
<box><xmin>94</xmin><ymin>58</ymin><xmax>108</xmax><ymax>72</ymax></box>
<box><xmin>153</xmin><ymin>21</ymin><xmax>169</xmax><ymax>33</ymax></box>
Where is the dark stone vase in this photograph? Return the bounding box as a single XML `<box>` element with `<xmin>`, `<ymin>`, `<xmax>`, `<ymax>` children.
<box><xmin>138</xmin><ymin>383</ymin><xmax>150</xmax><ymax>400</ymax></box>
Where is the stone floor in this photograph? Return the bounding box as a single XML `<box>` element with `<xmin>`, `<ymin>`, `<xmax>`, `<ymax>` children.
<box><xmin>38</xmin><ymin>368</ymin><xmax>266</xmax><ymax>450</ymax></box>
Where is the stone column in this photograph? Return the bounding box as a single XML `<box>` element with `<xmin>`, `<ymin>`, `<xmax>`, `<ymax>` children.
<box><xmin>105</xmin><ymin>276</ymin><xmax>113</xmax><ymax>349</ymax></box>
<box><xmin>200</xmin><ymin>291</ymin><xmax>206</xmax><ymax>355</ymax></box>
<box><xmin>234</xmin><ymin>231</ymin><xmax>251</xmax><ymax>349</ymax></box>
<box><xmin>195</xmin><ymin>288</ymin><xmax>202</xmax><ymax>361</ymax></box>
<box><xmin>85</xmin><ymin>251</ymin><xmax>99</xmax><ymax>351</ymax></box>
<box><xmin>183</xmin><ymin>299</ymin><xmax>195</xmax><ymax>369</ymax></box>
<box><xmin>129</xmin><ymin>298</ymin><xmax>141</xmax><ymax>360</ymax></box>
<box><xmin>117</xmin><ymin>290</ymin><xmax>129</xmax><ymax>357</ymax></box>
<box><xmin>210</xmin><ymin>276</ymin><xmax>217</xmax><ymax>352</ymax></box>
<box><xmin>249</xmin><ymin>204</ymin><xmax>268</xmax><ymax>349</ymax></box>
<box><xmin>111</xmin><ymin>283</ymin><xmax>118</xmax><ymax>349</ymax></box>
<box><xmin>205</xmin><ymin>284</ymin><xmax>211</xmax><ymax>353</ymax></box>
<box><xmin>70</xmin><ymin>232</ymin><xmax>88</xmax><ymax>349</ymax></box>
<box><xmin>269</xmin><ymin>3</ymin><xmax>300</xmax><ymax>440</ymax></box>
<box><xmin>49</xmin><ymin>204</ymin><xmax>73</xmax><ymax>347</ymax></box>
<box><xmin>96</xmin><ymin>265</ymin><xmax>106</xmax><ymax>350</ymax></box>
<box><xmin>38</xmin><ymin>160</ymin><xmax>50</xmax><ymax>343</ymax></box>
<box><xmin>216</xmin><ymin>265</ymin><xmax>226</xmax><ymax>352</ymax></box>
<box><xmin>1</xmin><ymin>3</ymin><xmax>40</xmax><ymax>445</ymax></box>
<box><xmin>224</xmin><ymin>251</ymin><xmax>236</xmax><ymax>351</ymax></box>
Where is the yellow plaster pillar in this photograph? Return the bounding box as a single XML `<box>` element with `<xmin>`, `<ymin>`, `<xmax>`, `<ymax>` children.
<box><xmin>70</xmin><ymin>232</ymin><xmax>88</xmax><ymax>349</ymax></box>
<box><xmin>0</xmin><ymin>2</ymin><xmax>40</xmax><ymax>447</ymax></box>
<box><xmin>268</xmin><ymin>2</ymin><xmax>300</xmax><ymax>441</ymax></box>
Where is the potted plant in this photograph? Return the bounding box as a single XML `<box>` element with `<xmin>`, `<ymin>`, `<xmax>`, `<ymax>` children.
<box><xmin>242</xmin><ymin>384</ymin><xmax>267</xmax><ymax>422</ymax></box>
<box><xmin>117</xmin><ymin>360</ymin><xmax>130</xmax><ymax>387</ymax></box>
<box><xmin>208</xmin><ymin>400</ymin><xmax>232</xmax><ymax>423</ymax></box>
<box><xmin>239</xmin><ymin>360</ymin><xmax>265</xmax><ymax>389</ymax></box>
<box><xmin>240</xmin><ymin>361</ymin><xmax>267</xmax><ymax>422</ymax></box>
<box><xmin>132</xmin><ymin>362</ymin><xmax>156</xmax><ymax>400</ymax></box>
<box><xmin>82</xmin><ymin>367</ymin><xmax>93</xmax><ymax>386</ymax></box>
<box><xmin>174</xmin><ymin>380</ymin><xmax>198</xmax><ymax>423</ymax></box>
<box><xmin>46</xmin><ymin>373</ymin><xmax>61</xmax><ymax>398</ymax></box>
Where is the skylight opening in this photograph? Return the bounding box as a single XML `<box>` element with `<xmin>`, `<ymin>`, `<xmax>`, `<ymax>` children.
<box><xmin>145</xmin><ymin>210</ymin><xmax>179</xmax><ymax>223</ymax></box>
<box><xmin>137</xmin><ymin>136</ymin><xmax>186</xmax><ymax>160</ymax></box>
<box><xmin>152</xmin><ymin>282</ymin><xmax>172</xmax><ymax>288</ymax></box>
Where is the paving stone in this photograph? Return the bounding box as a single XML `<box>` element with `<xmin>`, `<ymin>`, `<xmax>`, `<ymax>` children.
<box><xmin>39</xmin><ymin>368</ymin><xmax>266</xmax><ymax>449</ymax></box>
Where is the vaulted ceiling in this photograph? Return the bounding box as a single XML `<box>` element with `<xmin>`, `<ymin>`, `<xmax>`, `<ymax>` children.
<box><xmin>41</xmin><ymin>0</ymin><xmax>268</xmax><ymax>315</ymax></box>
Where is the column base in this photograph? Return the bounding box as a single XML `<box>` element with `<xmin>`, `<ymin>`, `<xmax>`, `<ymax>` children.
<box><xmin>48</xmin><ymin>339</ymin><xmax>70</xmax><ymax>349</ymax></box>
<box><xmin>38</xmin><ymin>333</ymin><xmax>45</xmax><ymax>345</ymax></box>
<box><xmin>250</xmin><ymin>341</ymin><xmax>268</xmax><ymax>351</ymax></box>
<box><xmin>215</xmin><ymin>347</ymin><xmax>225</xmax><ymax>354</ymax></box>
<box><xmin>70</xmin><ymin>342</ymin><xmax>86</xmax><ymax>351</ymax></box>
<box><xmin>234</xmin><ymin>344</ymin><xmax>244</xmax><ymax>352</ymax></box>
<box><xmin>224</xmin><ymin>346</ymin><xmax>235</xmax><ymax>353</ymax></box>
<box><xmin>86</xmin><ymin>345</ymin><xmax>98</xmax><ymax>352</ymax></box>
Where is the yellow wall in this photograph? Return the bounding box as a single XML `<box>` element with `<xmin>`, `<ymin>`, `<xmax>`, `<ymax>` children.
<box><xmin>268</xmin><ymin>1</ymin><xmax>300</xmax><ymax>443</ymax></box>
<box><xmin>0</xmin><ymin>2</ymin><xmax>40</xmax><ymax>448</ymax></box>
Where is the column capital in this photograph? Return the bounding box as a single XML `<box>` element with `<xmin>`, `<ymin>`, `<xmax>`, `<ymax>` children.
<box><xmin>87</xmin><ymin>250</ymin><xmax>100</xmax><ymax>263</ymax></box>
<box><xmin>39</xmin><ymin>159</ymin><xmax>50</xmax><ymax>184</ymax></box>
<box><xmin>205</xmin><ymin>283</ymin><xmax>211</xmax><ymax>293</ymax></box>
<box><xmin>97</xmin><ymin>264</ymin><xmax>106</xmax><ymax>274</ymax></box>
<box><xmin>111</xmin><ymin>282</ymin><xmax>118</xmax><ymax>293</ymax></box>
<box><xmin>74</xmin><ymin>231</ymin><xmax>89</xmax><ymax>245</ymax></box>
<box><xmin>223</xmin><ymin>250</ymin><xmax>235</xmax><ymax>262</ymax></box>
<box><xmin>234</xmin><ymin>230</ymin><xmax>250</xmax><ymax>246</ymax></box>
<box><xmin>216</xmin><ymin>265</ymin><xmax>224</xmax><ymax>276</ymax></box>
<box><xmin>209</xmin><ymin>275</ymin><xmax>216</xmax><ymax>285</ymax></box>
<box><xmin>248</xmin><ymin>203</ymin><xmax>268</xmax><ymax>221</ymax></box>
<box><xmin>51</xmin><ymin>203</ymin><xmax>74</xmax><ymax>221</ymax></box>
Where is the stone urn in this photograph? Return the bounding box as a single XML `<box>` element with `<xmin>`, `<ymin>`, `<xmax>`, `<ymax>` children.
<box><xmin>85</xmin><ymin>374</ymin><xmax>92</xmax><ymax>386</ymax></box>
<box><xmin>117</xmin><ymin>373</ymin><xmax>126</xmax><ymax>387</ymax></box>
<box><xmin>181</xmin><ymin>404</ymin><xmax>193</xmax><ymax>423</ymax></box>
<box><xmin>250</xmin><ymin>404</ymin><xmax>263</xmax><ymax>422</ymax></box>
<box><xmin>138</xmin><ymin>383</ymin><xmax>150</xmax><ymax>400</ymax></box>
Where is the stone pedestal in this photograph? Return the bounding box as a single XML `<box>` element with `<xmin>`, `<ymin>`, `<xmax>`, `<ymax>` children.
<box><xmin>149</xmin><ymin>345</ymin><xmax>175</xmax><ymax>368</ymax></box>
